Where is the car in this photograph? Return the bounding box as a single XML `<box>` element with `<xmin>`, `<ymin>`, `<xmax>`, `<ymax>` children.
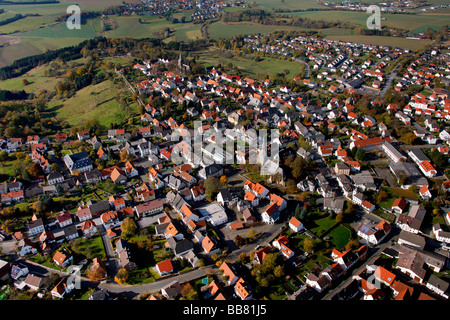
<box><xmin>134</xmin><ymin>184</ymin><xmax>139</xmax><ymax>187</ymax></box>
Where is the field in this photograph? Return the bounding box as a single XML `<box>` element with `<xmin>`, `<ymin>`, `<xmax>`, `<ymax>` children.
<box><xmin>285</xmin><ymin>10</ymin><xmax>450</xmax><ymax>33</ymax></box>
<box><xmin>46</xmin><ymin>79</ymin><xmax>128</xmax><ymax>127</ymax></box>
<box><xmin>195</xmin><ymin>47</ymin><xmax>303</xmax><ymax>78</ymax></box>
<box><xmin>325</xmin><ymin>35</ymin><xmax>432</xmax><ymax>51</ymax></box>
<box><xmin>208</xmin><ymin>21</ymin><xmax>311</xmax><ymax>39</ymax></box>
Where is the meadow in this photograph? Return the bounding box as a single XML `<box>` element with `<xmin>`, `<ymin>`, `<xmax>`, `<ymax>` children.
<box><xmin>195</xmin><ymin>47</ymin><xmax>303</xmax><ymax>78</ymax></box>
<box><xmin>46</xmin><ymin>79</ymin><xmax>128</xmax><ymax>127</ymax></box>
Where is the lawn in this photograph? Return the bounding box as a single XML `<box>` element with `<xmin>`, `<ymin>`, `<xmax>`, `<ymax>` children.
<box><xmin>71</xmin><ymin>236</ymin><xmax>106</xmax><ymax>260</ymax></box>
<box><xmin>308</xmin><ymin>214</ymin><xmax>336</xmax><ymax>236</ymax></box>
<box><xmin>326</xmin><ymin>225</ymin><xmax>351</xmax><ymax>250</ymax></box>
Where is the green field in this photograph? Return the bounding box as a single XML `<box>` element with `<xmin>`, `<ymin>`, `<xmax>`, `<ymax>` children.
<box><xmin>195</xmin><ymin>47</ymin><xmax>303</xmax><ymax>78</ymax></box>
<box><xmin>46</xmin><ymin>79</ymin><xmax>128</xmax><ymax>127</ymax></box>
<box><xmin>208</xmin><ymin>21</ymin><xmax>311</xmax><ymax>39</ymax></box>
<box><xmin>285</xmin><ymin>10</ymin><xmax>450</xmax><ymax>33</ymax></box>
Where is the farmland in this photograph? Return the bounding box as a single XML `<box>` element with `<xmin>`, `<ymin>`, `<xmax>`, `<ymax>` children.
<box><xmin>0</xmin><ymin>0</ymin><xmax>447</xmax><ymax>67</ymax></box>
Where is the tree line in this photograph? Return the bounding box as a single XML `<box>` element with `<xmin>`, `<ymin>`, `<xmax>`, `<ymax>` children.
<box><xmin>0</xmin><ymin>37</ymin><xmax>107</xmax><ymax>80</ymax></box>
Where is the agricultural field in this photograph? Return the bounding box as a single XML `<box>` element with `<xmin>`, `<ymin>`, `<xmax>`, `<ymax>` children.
<box><xmin>325</xmin><ymin>35</ymin><xmax>432</xmax><ymax>51</ymax></box>
<box><xmin>285</xmin><ymin>10</ymin><xmax>450</xmax><ymax>34</ymax></box>
<box><xmin>208</xmin><ymin>21</ymin><xmax>310</xmax><ymax>39</ymax></box>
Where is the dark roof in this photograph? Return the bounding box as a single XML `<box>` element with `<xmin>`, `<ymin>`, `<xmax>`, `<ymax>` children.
<box><xmin>174</xmin><ymin>239</ymin><xmax>194</xmax><ymax>255</ymax></box>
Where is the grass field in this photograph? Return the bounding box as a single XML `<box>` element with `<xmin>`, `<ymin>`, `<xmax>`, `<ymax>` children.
<box><xmin>285</xmin><ymin>10</ymin><xmax>449</xmax><ymax>33</ymax></box>
<box><xmin>208</xmin><ymin>21</ymin><xmax>311</xmax><ymax>39</ymax></box>
<box><xmin>46</xmin><ymin>79</ymin><xmax>127</xmax><ymax>127</ymax></box>
<box><xmin>195</xmin><ymin>47</ymin><xmax>303</xmax><ymax>78</ymax></box>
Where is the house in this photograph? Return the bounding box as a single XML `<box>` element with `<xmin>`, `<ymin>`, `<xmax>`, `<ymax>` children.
<box><xmin>63</xmin><ymin>225</ymin><xmax>79</xmax><ymax>241</ymax></box>
<box><xmin>64</xmin><ymin>151</ymin><xmax>93</xmax><ymax>174</ymax></box>
<box><xmin>198</xmin><ymin>164</ymin><xmax>223</xmax><ymax>180</ymax></box>
<box><xmin>217</xmin><ymin>189</ymin><xmax>237</xmax><ymax>207</ymax></box>
<box><xmin>272</xmin><ymin>235</ymin><xmax>294</xmax><ymax>259</ymax></box>
<box><xmin>110</xmin><ymin>168</ymin><xmax>127</xmax><ymax>184</ymax></box>
<box><xmin>161</xmin><ymin>280</ymin><xmax>182</xmax><ymax>299</ymax></box>
<box><xmin>76</xmin><ymin>207</ymin><xmax>92</xmax><ymax>222</ymax></box>
<box><xmin>357</xmin><ymin>220</ymin><xmax>391</xmax><ymax>245</ymax></box>
<box><xmin>57</xmin><ymin>211</ymin><xmax>72</xmax><ymax>228</ymax></box>
<box><xmin>101</xmin><ymin>211</ymin><xmax>121</xmax><ymax>230</ymax></box>
<box><xmin>220</xmin><ymin>261</ymin><xmax>239</xmax><ymax>285</ymax></box>
<box><xmin>115</xmin><ymin>239</ymin><xmax>136</xmax><ymax>271</ymax></box>
<box><xmin>392</xmin><ymin>198</ymin><xmax>407</xmax><ymax>214</ymax></box>
<box><xmin>234</xmin><ymin>277</ymin><xmax>252</xmax><ymax>300</ymax></box>
<box><xmin>426</xmin><ymin>275</ymin><xmax>449</xmax><ymax>299</ymax></box>
<box><xmin>361</xmin><ymin>200</ymin><xmax>375</xmax><ymax>213</ymax></box>
<box><xmin>396</xmin><ymin>205</ymin><xmax>426</xmax><ymax>234</ymax></box>
<box><xmin>28</xmin><ymin>217</ymin><xmax>45</xmax><ymax>236</ymax></box>
<box><xmin>51</xmin><ymin>277</ymin><xmax>75</xmax><ymax>299</ymax></box>
<box><xmin>134</xmin><ymin>199</ymin><xmax>164</xmax><ymax>218</ymax></box>
<box><xmin>419</xmin><ymin>184</ymin><xmax>432</xmax><ymax>200</ymax></box>
<box><xmin>53</xmin><ymin>249</ymin><xmax>73</xmax><ymax>268</ymax></box>
<box><xmin>77</xmin><ymin>130</ymin><xmax>90</xmax><ymax>140</ymax></box>
<box><xmin>156</xmin><ymin>259</ymin><xmax>175</xmax><ymax>276</ymax></box>
<box><xmin>242</xmin><ymin>208</ymin><xmax>256</xmax><ymax>225</ymax></box>
<box><xmin>80</xmin><ymin>219</ymin><xmax>97</xmax><ymax>237</ymax></box>
<box><xmin>254</xmin><ymin>246</ymin><xmax>271</xmax><ymax>264</ymax></box>
<box><xmin>47</xmin><ymin>171</ymin><xmax>64</xmax><ymax>185</ymax></box>
<box><xmin>18</xmin><ymin>238</ymin><xmax>37</xmax><ymax>257</ymax></box>
<box><xmin>23</xmin><ymin>273</ymin><xmax>46</xmax><ymax>291</ymax></box>
<box><xmin>201</xmin><ymin>235</ymin><xmax>219</xmax><ymax>256</ymax></box>
<box><xmin>289</xmin><ymin>217</ymin><xmax>304</xmax><ymax>233</ymax></box>
<box><xmin>305</xmin><ymin>273</ymin><xmax>330</xmax><ymax>293</ymax></box>
<box><xmin>10</xmin><ymin>263</ymin><xmax>28</xmax><ymax>280</ymax></box>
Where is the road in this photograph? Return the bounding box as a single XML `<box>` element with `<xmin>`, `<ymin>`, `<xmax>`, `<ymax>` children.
<box><xmin>322</xmin><ymin>229</ymin><xmax>400</xmax><ymax>300</ymax></box>
<box><xmin>292</xmin><ymin>57</ymin><xmax>310</xmax><ymax>78</ymax></box>
<box><xmin>378</xmin><ymin>64</ymin><xmax>399</xmax><ymax>98</ymax></box>
<box><xmin>99</xmin><ymin>266</ymin><xmax>220</xmax><ymax>297</ymax></box>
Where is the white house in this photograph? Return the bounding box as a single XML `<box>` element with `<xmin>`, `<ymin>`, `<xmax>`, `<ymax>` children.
<box><xmin>289</xmin><ymin>217</ymin><xmax>304</xmax><ymax>233</ymax></box>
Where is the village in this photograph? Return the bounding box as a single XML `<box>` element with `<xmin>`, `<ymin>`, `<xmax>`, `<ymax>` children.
<box><xmin>0</xmin><ymin>32</ymin><xmax>449</xmax><ymax>302</ymax></box>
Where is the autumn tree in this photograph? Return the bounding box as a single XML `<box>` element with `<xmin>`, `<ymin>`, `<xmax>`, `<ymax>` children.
<box><xmin>114</xmin><ymin>268</ymin><xmax>128</xmax><ymax>284</ymax></box>
<box><xmin>303</xmin><ymin>238</ymin><xmax>315</xmax><ymax>253</ymax></box>
<box><xmin>121</xmin><ymin>217</ymin><xmax>137</xmax><ymax>239</ymax></box>
<box><xmin>181</xmin><ymin>283</ymin><xmax>198</xmax><ymax>300</ymax></box>
<box><xmin>87</xmin><ymin>266</ymin><xmax>106</xmax><ymax>282</ymax></box>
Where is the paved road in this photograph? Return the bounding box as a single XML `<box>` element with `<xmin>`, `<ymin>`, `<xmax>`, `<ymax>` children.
<box><xmin>322</xmin><ymin>230</ymin><xmax>399</xmax><ymax>300</ymax></box>
<box><xmin>99</xmin><ymin>266</ymin><xmax>220</xmax><ymax>297</ymax></box>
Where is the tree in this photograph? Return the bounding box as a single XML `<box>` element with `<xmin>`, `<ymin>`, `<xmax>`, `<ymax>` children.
<box><xmin>22</xmin><ymin>78</ymin><xmax>29</xmax><ymax>86</ymax></box>
<box><xmin>204</xmin><ymin>176</ymin><xmax>221</xmax><ymax>199</ymax></box>
<box><xmin>274</xmin><ymin>265</ymin><xmax>284</xmax><ymax>278</ymax></box>
<box><xmin>87</xmin><ymin>266</ymin><xmax>106</xmax><ymax>282</ymax></box>
<box><xmin>50</xmin><ymin>163</ymin><xmax>60</xmax><ymax>172</ymax></box>
<box><xmin>345</xmin><ymin>239</ymin><xmax>360</xmax><ymax>252</ymax></box>
<box><xmin>121</xmin><ymin>217</ymin><xmax>137</xmax><ymax>238</ymax></box>
<box><xmin>295</xmin><ymin>203</ymin><xmax>301</xmax><ymax>219</ymax></box>
<box><xmin>355</xmin><ymin>148</ymin><xmax>366</xmax><ymax>161</ymax></box>
<box><xmin>0</xmin><ymin>150</ymin><xmax>7</xmax><ymax>161</ymax></box>
<box><xmin>28</xmin><ymin>162</ymin><xmax>44</xmax><ymax>178</ymax></box>
<box><xmin>303</xmin><ymin>238</ymin><xmax>315</xmax><ymax>253</ymax></box>
<box><xmin>114</xmin><ymin>268</ymin><xmax>128</xmax><ymax>284</ymax></box>
<box><xmin>181</xmin><ymin>283</ymin><xmax>198</xmax><ymax>300</ymax></box>
<box><xmin>376</xmin><ymin>189</ymin><xmax>388</xmax><ymax>204</ymax></box>
<box><xmin>219</xmin><ymin>175</ymin><xmax>228</xmax><ymax>185</ymax></box>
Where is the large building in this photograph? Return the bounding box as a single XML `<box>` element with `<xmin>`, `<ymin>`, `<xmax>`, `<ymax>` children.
<box><xmin>63</xmin><ymin>151</ymin><xmax>93</xmax><ymax>175</ymax></box>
